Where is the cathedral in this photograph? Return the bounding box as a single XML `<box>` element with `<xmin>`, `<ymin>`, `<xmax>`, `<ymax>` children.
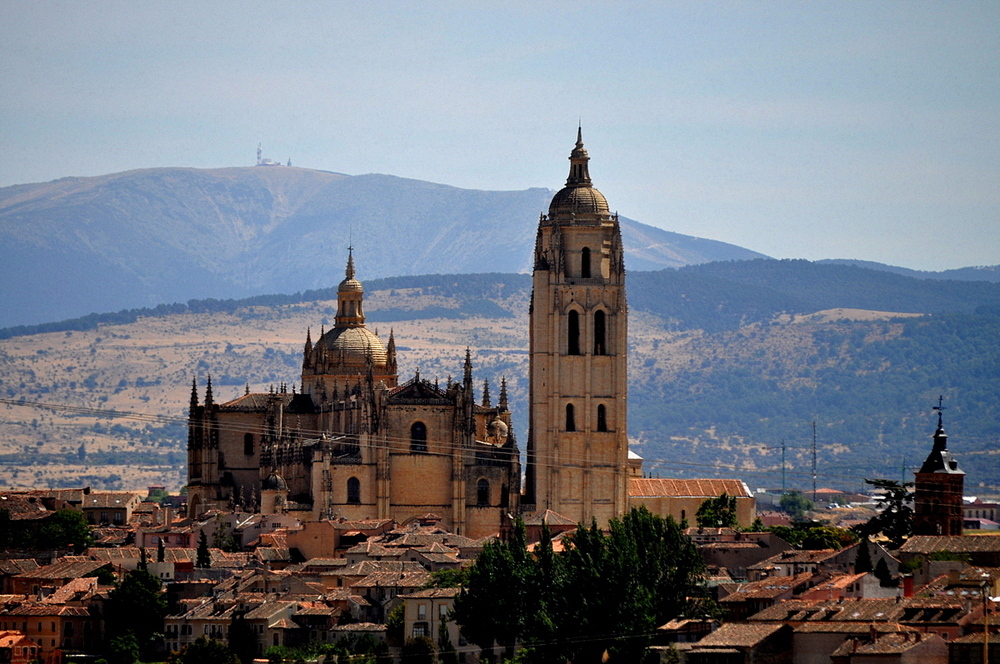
<box><xmin>186</xmin><ymin>131</ymin><xmax>631</xmax><ymax>537</ymax></box>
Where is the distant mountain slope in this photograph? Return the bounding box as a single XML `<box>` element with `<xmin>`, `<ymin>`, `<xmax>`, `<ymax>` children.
<box><xmin>2</xmin><ymin>261</ymin><xmax>1000</xmax><ymax>494</ymax></box>
<box><xmin>0</xmin><ymin>166</ymin><xmax>766</xmax><ymax>327</ymax></box>
<box><xmin>818</xmin><ymin>259</ymin><xmax>1000</xmax><ymax>283</ymax></box>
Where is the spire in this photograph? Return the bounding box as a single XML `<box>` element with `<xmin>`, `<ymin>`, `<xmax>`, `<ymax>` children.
<box><xmin>566</xmin><ymin>126</ymin><xmax>592</xmax><ymax>187</ymax></box>
<box><xmin>346</xmin><ymin>246</ymin><xmax>356</xmax><ymax>280</ymax></box>
<box><xmin>189</xmin><ymin>377</ymin><xmax>199</xmax><ymax>413</ymax></box>
<box><xmin>463</xmin><ymin>349</ymin><xmax>473</xmax><ymax>389</ymax></box>
<box><xmin>304</xmin><ymin>327</ymin><xmax>313</xmax><ymax>354</ymax></box>
<box><xmin>204</xmin><ymin>376</ymin><xmax>214</xmax><ymax>407</ymax></box>
<box><xmin>387</xmin><ymin>329</ymin><xmax>397</xmax><ymax>374</ymax></box>
<box><xmin>245</xmin><ymin>383</ymin><xmax>250</xmax><ymax>396</ymax></box>
<box><xmin>482</xmin><ymin>378</ymin><xmax>491</xmax><ymax>407</ymax></box>
<box><xmin>932</xmin><ymin>395</ymin><xmax>948</xmax><ymax>452</ymax></box>
<box><xmin>499</xmin><ymin>376</ymin><xmax>509</xmax><ymax>410</ymax></box>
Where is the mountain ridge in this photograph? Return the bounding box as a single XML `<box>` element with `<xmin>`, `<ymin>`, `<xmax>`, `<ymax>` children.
<box><xmin>0</xmin><ymin>165</ymin><xmax>766</xmax><ymax>328</ymax></box>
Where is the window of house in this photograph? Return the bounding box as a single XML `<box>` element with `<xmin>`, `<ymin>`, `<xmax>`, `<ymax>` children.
<box><xmin>244</xmin><ymin>433</ymin><xmax>254</xmax><ymax>456</ymax></box>
<box><xmin>594</xmin><ymin>311</ymin><xmax>606</xmax><ymax>355</ymax></box>
<box><xmin>439</xmin><ymin>604</ymin><xmax>449</xmax><ymax>620</ymax></box>
<box><xmin>477</xmin><ymin>479</ymin><xmax>490</xmax><ymax>507</ymax></box>
<box><xmin>413</xmin><ymin>622</ymin><xmax>429</xmax><ymax>638</ymax></box>
<box><xmin>347</xmin><ymin>477</ymin><xmax>361</xmax><ymax>505</ymax></box>
<box><xmin>568</xmin><ymin>311</ymin><xmax>580</xmax><ymax>355</ymax></box>
<box><xmin>410</xmin><ymin>422</ymin><xmax>428</xmax><ymax>453</ymax></box>
<box><xmin>581</xmin><ymin>247</ymin><xmax>591</xmax><ymax>278</ymax></box>
<box><xmin>565</xmin><ymin>404</ymin><xmax>576</xmax><ymax>432</ymax></box>
<box><xmin>417</xmin><ymin>604</ymin><xmax>427</xmax><ymax>620</ymax></box>
<box><xmin>101</xmin><ymin>511</ymin><xmax>108</xmax><ymax>523</ymax></box>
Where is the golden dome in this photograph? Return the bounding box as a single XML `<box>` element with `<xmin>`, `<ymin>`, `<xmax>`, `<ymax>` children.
<box><xmin>316</xmin><ymin>326</ymin><xmax>388</xmax><ymax>366</ymax></box>
<box><xmin>549</xmin><ymin>185</ymin><xmax>610</xmax><ymax>215</ymax></box>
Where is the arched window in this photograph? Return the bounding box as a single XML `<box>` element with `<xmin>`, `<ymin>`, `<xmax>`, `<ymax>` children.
<box><xmin>477</xmin><ymin>479</ymin><xmax>490</xmax><ymax>507</ymax></box>
<box><xmin>410</xmin><ymin>421</ymin><xmax>428</xmax><ymax>453</ymax></box>
<box><xmin>243</xmin><ymin>433</ymin><xmax>254</xmax><ymax>456</ymax></box>
<box><xmin>568</xmin><ymin>310</ymin><xmax>580</xmax><ymax>355</ymax></box>
<box><xmin>347</xmin><ymin>477</ymin><xmax>360</xmax><ymax>504</ymax></box>
<box><xmin>594</xmin><ymin>310</ymin><xmax>606</xmax><ymax>355</ymax></box>
<box><xmin>581</xmin><ymin>247</ymin><xmax>591</xmax><ymax>278</ymax></box>
<box><xmin>565</xmin><ymin>404</ymin><xmax>576</xmax><ymax>431</ymax></box>
<box><xmin>597</xmin><ymin>404</ymin><xmax>608</xmax><ymax>432</ymax></box>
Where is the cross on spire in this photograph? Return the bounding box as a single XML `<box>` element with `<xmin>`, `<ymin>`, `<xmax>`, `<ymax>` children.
<box><xmin>933</xmin><ymin>395</ymin><xmax>946</xmax><ymax>427</ymax></box>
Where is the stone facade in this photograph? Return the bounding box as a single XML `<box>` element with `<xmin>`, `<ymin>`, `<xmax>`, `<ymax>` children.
<box><xmin>186</xmin><ymin>251</ymin><xmax>520</xmax><ymax>538</ymax></box>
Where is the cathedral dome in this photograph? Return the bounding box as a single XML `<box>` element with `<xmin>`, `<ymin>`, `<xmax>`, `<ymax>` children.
<box><xmin>262</xmin><ymin>472</ymin><xmax>287</xmax><ymax>492</ymax></box>
<box><xmin>316</xmin><ymin>326</ymin><xmax>388</xmax><ymax>366</ymax></box>
<box><xmin>339</xmin><ymin>276</ymin><xmax>363</xmax><ymax>293</ymax></box>
<box><xmin>549</xmin><ymin>185</ymin><xmax>610</xmax><ymax>215</ymax></box>
<box><xmin>548</xmin><ymin>128</ymin><xmax>610</xmax><ymax>217</ymax></box>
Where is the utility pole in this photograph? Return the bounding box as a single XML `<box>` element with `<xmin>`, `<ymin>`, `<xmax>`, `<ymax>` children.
<box><xmin>781</xmin><ymin>439</ymin><xmax>787</xmax><ymax>496</ymax></box>
<box><xmin>812</xmin><ymin>421</ymin><xmax>818</xmax><ymax>504</ymax></box>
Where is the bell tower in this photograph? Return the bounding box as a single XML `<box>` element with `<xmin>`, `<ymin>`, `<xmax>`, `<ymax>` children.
<box><xmin>525</xmin><ymin>129</ymin><xmax>628</xmax><ymax>527</ymax></box>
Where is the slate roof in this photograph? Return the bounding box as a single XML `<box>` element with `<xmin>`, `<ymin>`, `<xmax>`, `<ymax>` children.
<box><xmin>629</xmin><ymin>478</ymin><xmax>752</xmax><ymax>498</ymax></box>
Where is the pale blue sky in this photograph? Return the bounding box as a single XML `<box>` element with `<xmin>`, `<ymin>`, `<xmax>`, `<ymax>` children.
<box><xmin>1</xmin><ymin>1</ymin><xmax>997</xmax><ymax>270</ymax></box>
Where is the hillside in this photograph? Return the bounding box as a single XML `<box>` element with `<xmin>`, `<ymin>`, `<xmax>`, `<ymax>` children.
<box><xmin>2</xmin><ymin>260</ymin><xmax>999</xmax><ymax>496</ymax></box>
<box><xmin>0</xmin><ymin>166</ymin><xmax>766</xmax><ymax>328</ymax></box>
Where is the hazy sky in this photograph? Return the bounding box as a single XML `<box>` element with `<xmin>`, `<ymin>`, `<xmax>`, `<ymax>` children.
<box><xmin>2</xmin><ymin>2</ymin><xmax>998</xmax><ymax>271</ymax></box>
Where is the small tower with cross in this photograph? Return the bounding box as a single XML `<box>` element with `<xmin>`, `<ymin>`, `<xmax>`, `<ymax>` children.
<box><xmin>913</xmin><ymin>396</ymin><xmax>965</xmax><ymax>536</ymax></box>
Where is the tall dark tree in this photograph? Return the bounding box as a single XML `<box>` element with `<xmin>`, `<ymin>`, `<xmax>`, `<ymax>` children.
<box><xmin>228</xmin><ymin>612</ymin><xmax>258</xmax><ymax>664</ymax></box>
<box><xmin>854</xmin><ymin>538</ymin><xmax>873</xmax><ymax>573</ymax></box>
<box><xmin>856</xmin><ymin>479</ymin><xmax>914</xmax><ymax>549</ymax></box>
<box><xmin>196</xmin><ymin>530</ymin><xmax>211</xmax><ymax>568</ymax></box>
<box><xmin>157</xmin><ymin>537</ymin><xmax>166</xmax><ymax>563</ymax></box>
<box><xmin>106</xmin><ymin>568</ymin><xmax>167</xmax><ymax>659</ymax></box>
<box><xmin>455</xmin><ymin>507</ymin><xmax>708</xmax><ymax>664</ymax></box>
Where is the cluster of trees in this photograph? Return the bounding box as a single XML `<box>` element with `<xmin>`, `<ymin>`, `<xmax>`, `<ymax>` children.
<box><xmin>0</xmin><ymin>508</ymin><xmax>93</xmax><ymax>552</ymax></box>
<box><xmin>453</xmin><ymin>508</ymin><xmax>710</xmax><ymax>664</ymax></box>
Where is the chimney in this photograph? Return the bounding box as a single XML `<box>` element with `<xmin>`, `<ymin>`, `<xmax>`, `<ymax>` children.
<box><xmin>903</xmin><ymin>575</ymin><xmax>914</xmax><ymax>598</ymax></box>
<box><xmin>870</xmin><ymin>624</ymin><xmax>878</xmax><ymax>642</ymax></box>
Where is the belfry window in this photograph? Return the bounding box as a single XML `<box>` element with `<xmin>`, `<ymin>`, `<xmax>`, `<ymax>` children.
<box><xmin>594</xmin><ymin>310</ymin><xmax>606</xmax><ymax>355</ymax></box>
<box><xmin>410</xmin><ymin>421</ymin><xmax>428</xmax><ymax>453</ymax></box>
<box><xmin>581</xmin><ymin>247</ymin><xmax>591</xmax><ymax>278</ymax></box>
<box><xmin>243</xmin><ymin>433</ymin><xmax>254</xmax><ymax>456</ymax></box>
<box><xmin>568</xmin><ymin>311</ymin><xmax>580</xmax><ymax>355</ymax></box>
<box><xmin>347</xmin><ymin>477</ymin><xmax>360</xmax><ymax>504</ymax></box>
<box><xmin>477</xmin><ymin>479</ymin><xmax>490</xmax><ymax>507</ymax></box>
<box><xmin>565</xmin><ymin>404</ymin><xmax>576</xmax><ymax>431</ymax></box>
<box><xmin>597</xmin><ymin>404</ymin><xmax>608</xmax><ymax>432</ymax></box>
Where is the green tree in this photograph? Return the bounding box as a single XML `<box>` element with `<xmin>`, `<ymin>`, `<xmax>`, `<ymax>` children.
<box><xmin>106</xmin><ymin>568</ymin><xmax>167</xmax><ymax>658</ymax></box>
<box><xmin>400</xmin><ymin>636</ymin><xmax>436</xmax><ymax>664</ymax></box>
<box><xmin>386</xmin><ymin>603</ymin><xmax>405</xmax><ymax>646</ymax></box>
<box><xmin>157</xmin><ymin>537</ymin><xmax>166</xmax><ymax>563</ymax></box>
<box><xmin>228</xmin><ymin>612</ymin><xmax>258</xmax><ymax>664</ymax></box>
<box><xmin>778</xmin><ymin>491</ymin><xmax>813</xmax><ymax>520</ymax></box>
<box><xmin>695</xmin><ymin>493</ymin><xmax>738</xmax><ymax>529</ymax></box>
<box><xmin>36</xmin><ymin>509</ymin><xmax>95</xmax><ymax>552</ymax></box>
<box><xmin>179</xmin><ymin>637</ymin><xmax>239</xmax><ymax>664</ymax></box>
<box><xmin>106</xmin><ymin>632</ymin><xmax>139</xmax><ymax>664</ymax></box>
<box><xmin>438</xmin><ymin>621</ymin><xmax>458</xmax><ymax>664</ymax></box>
<box><xmin>196</xmin><ymin>530</ymin><xmax>211</xmax><ymax>568</ymax></box>
<box><xmin>424</xmin><ymin>568</ymin><xmax>469</xmax><ymax>588</ymax></box>
<box><xmin>455</xmin><ymin>508</ymin><xmax>708</xmax><ymax>664</ymax></box>
<box><xmin>856</xmin><ymin>479</ymin><xmax>913</xmax><ymax>549</ymax></box>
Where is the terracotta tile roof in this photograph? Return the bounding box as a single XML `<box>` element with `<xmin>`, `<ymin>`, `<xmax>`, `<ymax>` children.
<box><xmin>794</xmin><ymin>622</ymin><xmax>915</xmax><ymax>634</ymax></box>
<box><xmin>831</xmin><ymin>631</ymin><xmax>943</xmax><ymax>655</ymax></box>
<box><xmin>695</xmin><ymin>622</ymin><xmax>785</xmax><ymax>647</ymax></box>
<box><xmin>402</xmin><ymin>587</ymin><xmax>460</xmax><ymax>599</ymax></box>
<box><xmin>81</xmin><ymin>492</ymin><xmax>141</xmax><ymax>509</ymax></box>
<box><xmin>629</xmin><ymin>478</ymin><xmax>752</xmax><ymax>498</ymax></box>
<box><xmin>330</xmin><ymin>622</ymin><xmax>385</xmax><ymax>632</ymax></box>
<box><xmin>15</xmin><ymin>559</ymin><xmax>107</xmax><ymax>580</ymax></box>
<box><xmin>336</xmin><ymin>561</ymin><xmax>425</xmax><ymax>577</ymax></box>
<box><xmin>351</xmin><ymin>571</ymin><xmax>432</xmax><ymax>588</ymax></box>
<box><xmin>41</xmin><ymin>577</ymin><xmax>99</xmax><ymax>603</ymax></box>
<box><xmin>899</xmin><ymin>535</ymin><xmax>1000</xmax><ymax>554</ymax></box>
<box><xmin>5</xmin><ymin>604</ymin><xmax>91</xmax><ymax>617</ymax></box>
<box><xmin>0</xmin><ymin>560</ymin><xmax>40</xmax><ymax>575</ymax></box>
<box><xmin>524</xmin><ymin>509</ymin><xmax>577</xmax><ymax>526</ymax></box>
<box><xmin>721</xmin><ymin>572</ymin><xmax>817</xmax><ymax>602</ymax></box>
<box><xmin>748</xmin><ymin>549</ymin><xmax>839</xmax><ymax>568</ymax></box>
